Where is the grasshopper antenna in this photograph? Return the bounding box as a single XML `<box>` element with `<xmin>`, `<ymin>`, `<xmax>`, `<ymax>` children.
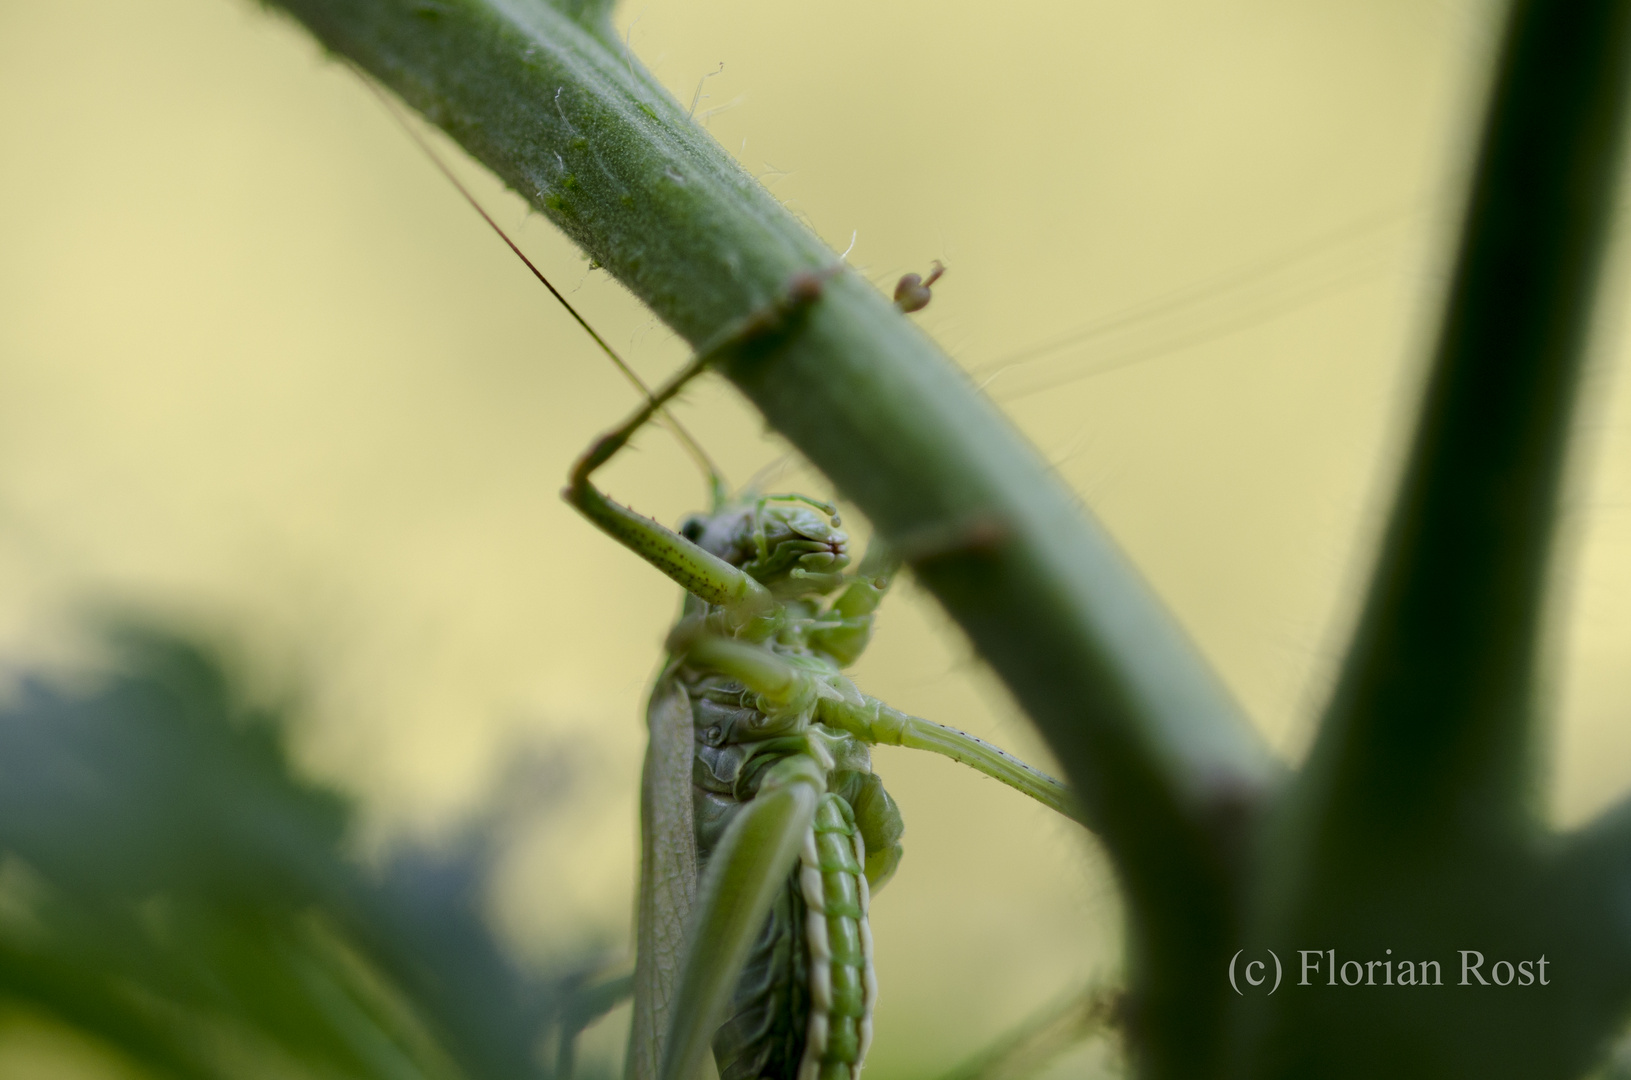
<box><xmin>354</xmin><ymin>72</ymin><xmax>727</xmax><ymax>498</ymax></box>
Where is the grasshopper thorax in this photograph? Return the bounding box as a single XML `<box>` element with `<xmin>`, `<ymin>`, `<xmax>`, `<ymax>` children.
<box><xmin>680</xmin><ymin>494</ymin><xmax>850</xmax><ymax>597</ymax></box>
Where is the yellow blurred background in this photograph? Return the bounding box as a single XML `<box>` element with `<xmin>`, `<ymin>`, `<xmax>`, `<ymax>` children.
<box><xmin>1</xmin><ymin>0</ymin><xmax>1628</xmax><ymax>1076</ymax></box>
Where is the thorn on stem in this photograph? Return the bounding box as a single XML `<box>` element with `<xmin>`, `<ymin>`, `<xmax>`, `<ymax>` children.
<box><xmin>890</xmin><ymin>513</ymin><xmax>1010</xmax><ymax>565</ymax></box>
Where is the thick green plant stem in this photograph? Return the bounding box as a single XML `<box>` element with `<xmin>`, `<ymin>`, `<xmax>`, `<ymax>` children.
<box><xmin>1242</xmin><ymin>2</ymin><xmax>1631</xmax><ymax>1078</ymax></box>
<box><xmin>1302</xmin><ymin>0</ymin><xmax>1631</xmax><ymax>850</ymax></box>
<box><xmin>258</xmin><ymin>1</ymin><xmax>1276</xmax><ymax>1073</ymax></box>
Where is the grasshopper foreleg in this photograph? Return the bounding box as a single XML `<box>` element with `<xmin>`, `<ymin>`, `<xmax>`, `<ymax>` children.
<box><xmin>808</xmin><ymin>543</ymin><xmax>900</xmax><ymax>666</ymax></box>
<box><xmin>564</xmin><ymin>271</ymin><xmax>834</xmax><ymax>633</ymax></box>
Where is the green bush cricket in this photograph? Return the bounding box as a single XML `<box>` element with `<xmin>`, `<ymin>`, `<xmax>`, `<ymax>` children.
<box><xmin>562</xmin><ymin>268</ymin><xmax>1084</xmax><ymax>1080</ymax></box>
<box><xmin>568</xmin><ymin>280</ymin><xmax>1087</xmax><ymax>1080</ymax></box>
<box><xmin>373</xmin><ymin>85</ymin><xmax>1086</xmax><ymax>1080</ymax></box>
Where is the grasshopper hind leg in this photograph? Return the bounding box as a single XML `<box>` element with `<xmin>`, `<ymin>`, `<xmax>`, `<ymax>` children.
<box><xmin>709</xmin><ymin>792</ymin><xmax>878</xmax><ymax>1080</ymax></box>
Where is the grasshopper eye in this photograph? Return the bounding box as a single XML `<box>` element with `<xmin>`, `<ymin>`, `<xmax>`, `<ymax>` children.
<box><xmin>680</xmin><ymin>518</ymin><xmax>706</xmax><ymax>543</ymax></box>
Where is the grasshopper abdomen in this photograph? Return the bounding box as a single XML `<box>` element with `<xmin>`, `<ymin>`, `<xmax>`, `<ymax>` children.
<box><xmin>797</xmin><ymin>793</ymin><xmax>875</xmax><ymax>1080</ymax></box>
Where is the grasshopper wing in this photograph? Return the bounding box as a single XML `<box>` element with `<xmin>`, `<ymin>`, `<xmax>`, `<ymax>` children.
<box><xmin>629</xmin><ymin>668</ymin><xmax>698</xmax><ymax>1080</ymax></box>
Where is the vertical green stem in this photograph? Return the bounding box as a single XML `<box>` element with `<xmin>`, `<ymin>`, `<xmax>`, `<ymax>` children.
<box><xmin>1303</xmin><ymin>0</ymin><xmax>1631</xmax><ymax>855</ymax></box>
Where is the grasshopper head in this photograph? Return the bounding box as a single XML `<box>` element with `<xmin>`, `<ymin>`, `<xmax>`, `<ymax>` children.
<box><xmin>680</xmin><ymin>495</ymin><xmax>850</xmax><ymax>596</ymax></box>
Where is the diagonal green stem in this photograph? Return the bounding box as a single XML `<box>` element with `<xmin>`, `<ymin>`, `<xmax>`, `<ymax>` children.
<box><xmin>1299</xmin><ymin>0</ymin><xmax>1631</xmax><ymax>846</ymax></box>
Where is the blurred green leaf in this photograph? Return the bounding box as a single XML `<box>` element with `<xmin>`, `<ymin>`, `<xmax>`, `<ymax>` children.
<box><xmin>0</xmin><ymin>628</ymin><xmax>624</xmax><ymax>1080</ymax></box>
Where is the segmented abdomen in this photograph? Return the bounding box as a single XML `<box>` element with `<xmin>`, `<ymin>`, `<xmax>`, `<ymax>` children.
<box><xmin>798</xmin><ymin>793</ymin><xmax>876</xmax><ymax>1080</ymax></box>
